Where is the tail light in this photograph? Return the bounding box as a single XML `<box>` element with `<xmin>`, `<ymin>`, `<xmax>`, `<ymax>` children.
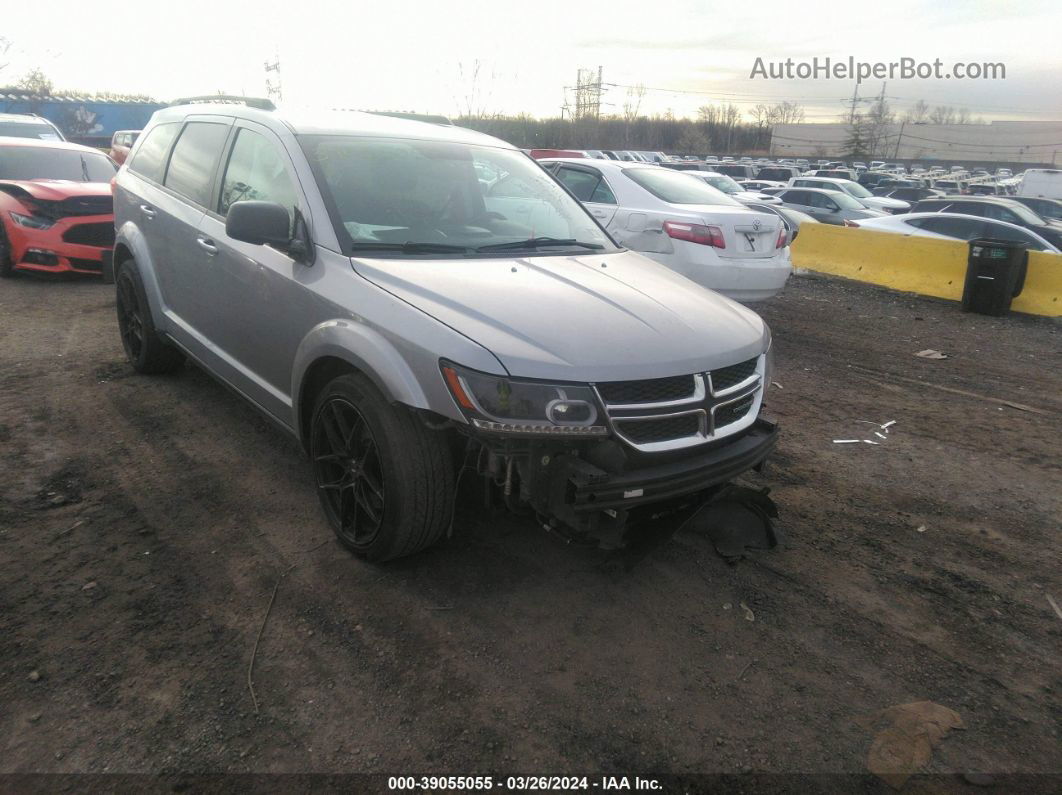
<box><xmin>844</xmin><ymin>220</ymin><xmax>861</xmax><ymax>228</ymax></box>
<box><xmin>776</xmin><ymin>226</ymin><xmax>788</xmax><ymax>248</ymax></box>
<box><xmin>663</xmin><ymin>220</ymin><xmax>725</xmax><ymax>249</ymax></box>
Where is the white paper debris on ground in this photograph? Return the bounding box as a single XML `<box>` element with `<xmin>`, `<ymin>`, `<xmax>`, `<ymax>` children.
<box><xmin>915</xmin><ymin>349</ymin><xmax>948</xmax><ymax>360</ymax></box>
<box><xmin>863</xmin><ymin>440</ymin><xmax>880</xmax><ymax>445</ymax></box>
<box><xmin>916</xmin><ymin>525</ymin><xmax>927</xmax><ymax>533</ymax></box>
<box><xmin>833</xmin><ymin>439</ymin><xmax>861</xmax><ymax>444</ymax></box>
<box><xmin>874</xmin><ymin>432</ymin><xmax>888</xmax><ymax>440</ymax></box>
<box><xmin>772</xmin><ymin>381</ymin><xmax>783</xmax><ymax>390</ymax></box>
<box><xmin>882</xmin><ymin>420</ymin><xmax>897</xmax><ymax>429</ymax></box>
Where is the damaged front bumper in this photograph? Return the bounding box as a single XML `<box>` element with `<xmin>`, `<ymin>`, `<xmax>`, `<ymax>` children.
<box><xmin>550</xmin><ymin>417</ymin><xmax>779</xmax><ymax>515</ymax></box>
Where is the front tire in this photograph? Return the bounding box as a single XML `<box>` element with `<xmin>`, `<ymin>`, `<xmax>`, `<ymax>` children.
<box><xmin>115</xmin><ymin>259</ymin><xmax>184</xmax><ymax>374</ymax></box>
<box><xmin>311</xmin><ymin>374</ymin><xmax>455</xmax><ymax>562</ymax></box>
<box><xmin>0</xmin><ymin>224</ymin><xmax>15</xmax><ymax>278</ymax></box>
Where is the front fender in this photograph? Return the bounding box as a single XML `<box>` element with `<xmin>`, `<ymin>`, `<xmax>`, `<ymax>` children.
<box><xmin>291</xmin><ymin>319</ymin><xmax>432</xmax><ymax>441</ymax></box>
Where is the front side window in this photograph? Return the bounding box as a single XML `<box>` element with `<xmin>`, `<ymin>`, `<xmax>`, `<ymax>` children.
<box><xmin>164</xmin><ymin>122</ymin><xmax>230</xmax><ymax>207</ymax></box>
<box><xmin>299</xmin><ymin>136</ymin><xmax>614</xmax><ymax>255</ymax></box>
<box><xmin>625</xmin><ymin>168</ymin><xmax>739</xmax><ymax>206</ymax></box>
<box><xmin>555</xmin><ymin>167</ymin><xmax>602</xmax><ymax>202</ymax></box>
<box><xmin>809</xmin><ymin>192</ymin><xmax>839</xmax><ymax>211</ymax></box>
<box><xmin>0</xmin><ymin>145</ymin><xmax>116</xmax><ymax>182</ymax></box>
<box><xmin>129</xmin><ymin>122</ymin><xmax>180</xmax><ymax>183</ymax></box>
<box><xmin>219</xmin><ymin>128</ymin><xmax>298</xmax><ymax>230</ymax></box>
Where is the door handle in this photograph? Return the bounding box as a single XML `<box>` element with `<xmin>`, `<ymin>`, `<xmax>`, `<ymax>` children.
<box><xmin>140</xmin><ymin>205</ymin><xmax>156</xmax><ymax>219</ymax></box>
<box><xmin>196</xmin><ymin>237</ymin><xmax>219</xmax><ymax>256</ymax></box>
<box><xmin>592</xmin><ymin>210</ymin><xmax>607</xmax><ymax>218</ymax></box>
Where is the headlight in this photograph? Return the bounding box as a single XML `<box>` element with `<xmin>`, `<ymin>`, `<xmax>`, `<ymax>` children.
<box><xmin>10</xmin><ymin>212</ymin><xmax>55</xmax><ymax>230</ymax></box>
<box><xmin>441</xmin><ymin>361</ymin><xmax>607</xmax><ymax>436</ymax></box>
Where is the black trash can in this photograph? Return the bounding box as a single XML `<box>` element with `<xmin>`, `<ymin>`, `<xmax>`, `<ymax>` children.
<box><xmin>962</xmin><ymin>238</ymin><xmax>1028</xmax><ymax>316</ymax></box>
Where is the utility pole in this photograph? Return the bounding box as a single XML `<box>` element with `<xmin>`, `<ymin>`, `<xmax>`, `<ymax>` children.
<box><xmin>848</xmin><ymin>83</ymin><xmax>860</xmax><ymax>124</ymax></box>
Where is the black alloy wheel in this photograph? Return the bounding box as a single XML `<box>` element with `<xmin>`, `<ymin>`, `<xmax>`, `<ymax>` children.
<box><xmin>312</xmin><ymin>397</ymin><xmax>387</xmax><ymax>548</ymax></box>
<box><xmin>116</xmin><ymin>271</ymin><xmax>145</xmax><ymax>361</ymax></box>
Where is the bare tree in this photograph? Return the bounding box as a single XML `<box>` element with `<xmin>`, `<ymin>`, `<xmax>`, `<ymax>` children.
<box><xmin>864</xmin><ymin>97</ymin><xmax>894</xmax><ymax>159</ymax></box>
<box><xmin>454</xmin><ymin>59</ymin><xmax>497</xmax><ymax>120</ymax></box>
<box><xmin>16</xmin><ymin>67</ymin><xmax>52</xmax><ymax>96</ymax></box>
<box><xmin>772</xmin><ymin>101</ymin><xmax>805</xmax><ymax>124</ymax></box>
<box><xmin>0</xmin><ymin>36</ymin><xmax>12</xmax><ymax>74</ymax></box>
<box><xmin>929</xmin><ymin>105</ymin><xmax>956</xmax><ymax>124</ymax></box>
<box><xmin>903</xmin><ymin>99</ymin><xmax>930</xmax><ymax>123</ymax></box>
<box><xmin>956</xmin><ymin>107</ymin><xmax>972</xmax><ymax>124</ymax></box>
<box><xmin>622</xmin><ymin>84</ymin><xmax>646</xmax><ymax>124</ymax></box>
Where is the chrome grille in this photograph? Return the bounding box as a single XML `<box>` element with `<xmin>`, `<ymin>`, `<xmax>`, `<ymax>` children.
<box><xmin>596</xmin><ymin>375</ymin><xmax>695</xmax><ymax>405</ymax></box>
<box><xmin>714</xmin><ymin>394</ymin><xmax>755</xmax><ymax>428</ymax></box>
<box><xmin>614</xmin><ymin>413</ymin><xmax>702</xmax><ymax>444</ymax></box>
<box><xmin>595</xmin><ymin>356</ymin><xmax>763</xmax><ymax>452</ymax></box>
<box><xmin>709</xmin><ymin>358</ymin><xmax>758</xmax><ymax>393</ymax></box>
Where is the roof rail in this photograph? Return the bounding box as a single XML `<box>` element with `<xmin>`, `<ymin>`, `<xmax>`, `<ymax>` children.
<box><xmin>364</xmin><ymin>111</ymin><xmax>452</xmax><ymax>125</ymax></box>
<box><xmin>170</xmin><ymin>95</ymin><xmax>276</xmax><ymax>111</ymax></box>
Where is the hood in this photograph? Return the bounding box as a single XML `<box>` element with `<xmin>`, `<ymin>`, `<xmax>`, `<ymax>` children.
<box><xmin>852</xmin><ymin>208</ymin><xmax>890</xmax><ymax>218</ymax></box>
<box><xmin>0</xmin><ymin>179</ymin><xmax>112</xmax><ymax>202</ymax></box>
<box><xmin>352</xmin><ymin>250</ymin><xmax>767</xmax><ymax>382</ymax></box>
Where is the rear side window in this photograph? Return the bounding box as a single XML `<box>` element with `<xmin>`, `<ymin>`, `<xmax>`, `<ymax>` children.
<box><xmin>129</xmin><ymin>122</ymin><xmax>180</xmax><ymax>183</ymax></box>
<box><xmin>625</xmin><ymin>167</ymin><xmax>739</xmax><ymax>206</ymax></box>
<box><xmin>218</xmin><ymin>128</ymin><xmax>298</xmax><ymax>229</ymax></box>
<box><xmin>164</xmin><ymin>122</ymin><xmax>230</xmax><ymax>207</ymax></box>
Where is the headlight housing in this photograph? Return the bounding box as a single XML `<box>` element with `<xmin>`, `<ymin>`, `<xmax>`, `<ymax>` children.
<box><xmin>441</xmin><ymin>361</ymin><xmax>607</xmax><ymax>437</ymax></box>
<box><xmin>10</xmin><ymin>211</ymin><xmax>55</xmax><ymax>230</ymax></box>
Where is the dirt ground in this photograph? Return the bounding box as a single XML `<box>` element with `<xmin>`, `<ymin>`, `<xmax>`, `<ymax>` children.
<box><xmin>1</xmin><ymin>270</ymin><xmax>1059</xmax><ymax>788</ymax></box>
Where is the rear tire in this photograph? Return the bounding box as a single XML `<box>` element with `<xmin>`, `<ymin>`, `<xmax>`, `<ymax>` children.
<box><xmin>115</xmin><ymin>258</ymin><xmax>184</xmax><ymax>374</ymax></box>
<box><xmin>311</xmin><ymin>373</ymin><xmax>455</xmax><ymax>562</ymax></box>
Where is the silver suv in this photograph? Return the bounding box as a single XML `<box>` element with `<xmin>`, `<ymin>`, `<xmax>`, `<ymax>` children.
<box><xmin>111</xmin><ymin>97</ymin><xmax>778</xmax><ymax>561</ymax></box>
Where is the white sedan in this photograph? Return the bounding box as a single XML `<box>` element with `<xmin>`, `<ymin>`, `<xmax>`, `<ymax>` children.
<box><xmin>538</xmin><ymin>158</ymin><xmax>791</xmax><ymax>301</ymax></box>
<box><xmin>849</xmin><ymin>212</ymin><xmax>1061</xmax><ymax>253</ymax></box>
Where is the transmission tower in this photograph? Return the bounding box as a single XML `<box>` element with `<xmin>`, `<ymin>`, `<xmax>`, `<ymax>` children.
<box><xmin>572</xmin><ymin>67</ymin><xmax>603</xmax><ymax>120</ymax></box>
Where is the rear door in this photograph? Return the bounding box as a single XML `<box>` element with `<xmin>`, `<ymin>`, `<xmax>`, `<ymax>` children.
<box><xmin>554</xmin><ymin>164</ymin><xmax>618</xmax><ymax>226</ymax></box>
<box><xmin>120</xmin><ymin>121</ymin><xmax>182</xmax><ymax>307</ymax></box>
<box><xmin>157</xmin><ymin>117</ymin><xmax>234</xmax><ymax>338</ymax></box>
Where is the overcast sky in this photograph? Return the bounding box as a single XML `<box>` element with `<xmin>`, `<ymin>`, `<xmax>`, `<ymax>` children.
<box><xmin>3</xmin><ymin>0</ymin><xmax>1061</xmax><ymax>123</ymax></box>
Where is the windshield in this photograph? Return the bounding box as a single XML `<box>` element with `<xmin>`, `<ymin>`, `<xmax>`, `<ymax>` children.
<box><xmin>624</xmin><ymin>167</ymin><xmax>742</xmax><ymax>206</ymax></box>
<box><xmin>299</xmin><ymin>136</ymin><xmax>615</xmax><ymax>255</ymax></box>
<box><xmin>828</xmin><ymin>192</ymin><xmax>866</xmax><ymax>210</ymax></box>
<box><xmin>0</xmin><ymin>122</ymin><xmax>61</xmax><ymax>140</ymax></box>
<box><xmin>840</xmin><ymin>181</ymin><xmax>872</xmax><ymax>198</ymax></box>
<box><xmin>0</xmin><ymin>146</ymin><xmax>116</xmax><ymax>181</ymax></box>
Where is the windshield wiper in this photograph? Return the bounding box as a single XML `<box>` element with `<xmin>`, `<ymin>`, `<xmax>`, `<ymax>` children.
<box><xmin>79</xmin><ymin>155</ymin><xmax>91</xmax><ymax>182</ymax></box>
<box><xmin>475</xmin><ymin>237</ymin><xmax>605</xmax><ymax>253</ymax></box>
<box><xmin>349</xmin><ymin>241</ymin><xmax>473</xmax><ymax>254</ymax></box>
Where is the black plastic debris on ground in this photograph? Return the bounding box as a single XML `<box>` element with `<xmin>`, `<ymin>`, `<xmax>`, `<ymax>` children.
<box><xmin>688</xmin><ymin>484</ymin><xmax>781</xmax><ymax>563</ymax></box>
<box><xmin>602</xmin><ymin>484</ymin><xmax>781</xmax><ymax>571</ymax></box>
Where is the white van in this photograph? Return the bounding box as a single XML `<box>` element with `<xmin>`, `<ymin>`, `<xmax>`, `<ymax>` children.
<box><xmin>1018</xmin><ymin>169</ymin><xmax>1062</xmax><ymax>200</ymax></box>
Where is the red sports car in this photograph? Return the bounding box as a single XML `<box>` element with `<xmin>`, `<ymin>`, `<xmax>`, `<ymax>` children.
<box><xmin>0</xmin><ymin>137</ymin><xmax>118</xmax><ymax>278</ymax></box>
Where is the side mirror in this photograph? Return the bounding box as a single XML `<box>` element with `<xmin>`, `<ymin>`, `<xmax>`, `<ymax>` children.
<box><xmin>225</xmin><ymin>201</ymin><xmax>291</xmax><ymax>247</ymax></box>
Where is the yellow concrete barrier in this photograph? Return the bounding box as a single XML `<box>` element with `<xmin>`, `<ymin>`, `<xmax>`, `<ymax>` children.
<box><xmin>790</xmin><ymin>223</ymin><xmax>1061</xmax><ymax>317</ymax></box>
